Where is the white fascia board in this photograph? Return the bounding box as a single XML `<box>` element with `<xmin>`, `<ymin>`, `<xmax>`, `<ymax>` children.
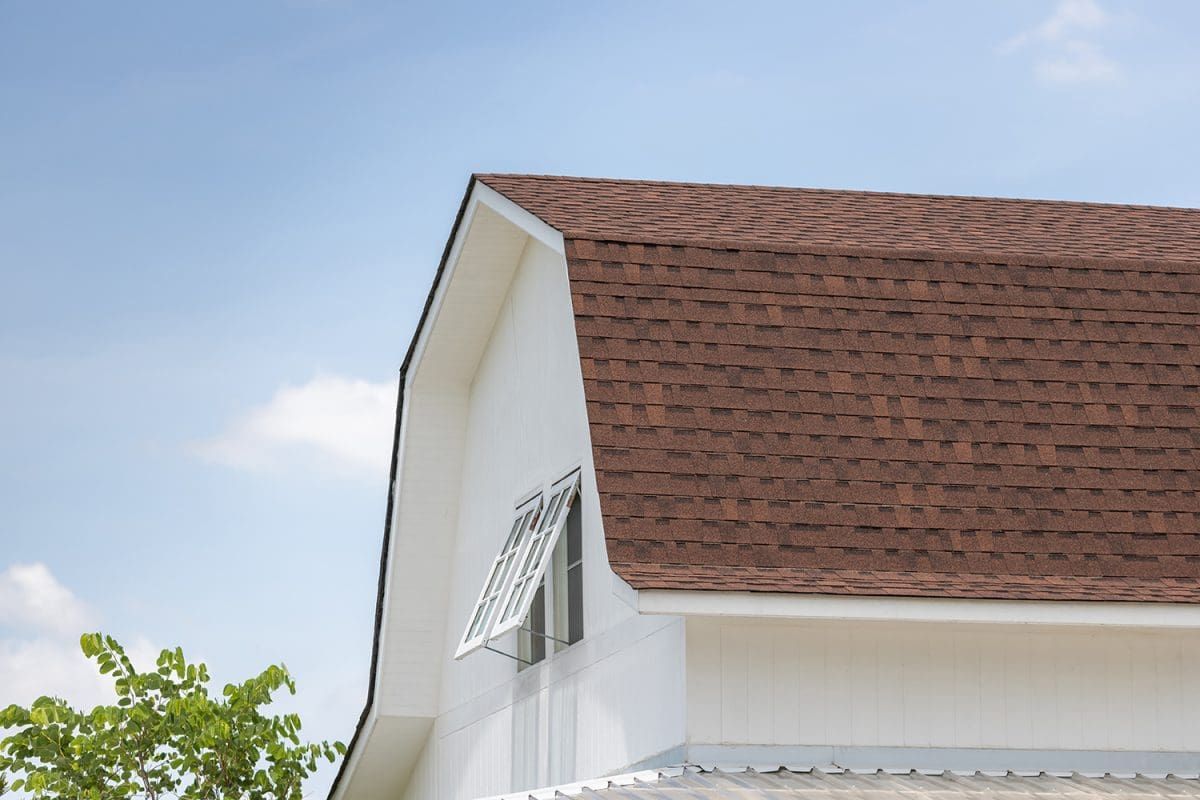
<box><xmin>380</xmin><ymin>179</ymin><xmax>565</xmax><ymax>686</ymax></box>
<box><xmin>638</xmin><ymin>589</ymin><xmax>1200</xmax><ymax>629</ymax></box>
<box><xmin>472</xmin><ymin>182</ymin><xmax>565</xmax><ymax>256</ymax></box>
<box><xmin>404</xmin><ymin>182</ymin><xmax>563</xmax><ymax>383</ymax></box>
<box><xmin>338</xmin><ymin>182</ymin><xmax>564</xmax><ymax>799</ymax></box>
<box><xmin>327</xmin><ymin>715</ymin><xmax>376</xmax><ymax>800</ymax></box>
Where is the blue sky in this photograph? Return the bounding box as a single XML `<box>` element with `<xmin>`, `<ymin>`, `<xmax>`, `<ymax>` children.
<box><xmin>1</xmin><ymin>0</ymin><xmax>1198</xmax><ymax>795</ymax></box>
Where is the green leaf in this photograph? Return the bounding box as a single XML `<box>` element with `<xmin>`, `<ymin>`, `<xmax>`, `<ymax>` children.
<box><xmin>0</xmin><ymin>632</ymin><xmax>341</xmax><ymax>800</ymax></box>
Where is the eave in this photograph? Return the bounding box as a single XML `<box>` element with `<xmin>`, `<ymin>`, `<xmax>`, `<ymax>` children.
<box><xmin>639</xmin><ymin>589</ymin><xmax>1200</xmax><ymax>630</ymax></box>
<box><xmin>327</xmin><ymin>177</ymin><xmax>565</xmax><ymax>800</ymax></box>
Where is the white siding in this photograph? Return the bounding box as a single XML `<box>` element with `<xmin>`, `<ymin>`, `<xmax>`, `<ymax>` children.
<box><xmin>402</xmin><ymin>237</ymin><xmax>686</xmax><ymax>800</ymax></box>
<box><xmin>686</xmin><ymin>617</ymin><xmax>1200</xmax><ymax>753</ymax></box>
<box><xmin>406</xmin><ymin>617</ymin><xmax>684</xmax><ymax>800</ymax></box>
<box><xmin>376</xmin><ymin>201</ymin><xmax>531</xmax><ymax>721</ymax></box>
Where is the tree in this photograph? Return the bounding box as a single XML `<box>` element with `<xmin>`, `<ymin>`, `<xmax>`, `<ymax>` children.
<box><xmin>0</xmin><ymin>633</ymin><xmax>345</xmax><ymax>799</ymax></box>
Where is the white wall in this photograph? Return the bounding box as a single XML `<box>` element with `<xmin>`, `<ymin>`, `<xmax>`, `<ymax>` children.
<box><xmin>375</xmin><ymin>201</ymin><xmax>531</xmax><ymax>724</ymax></box>
<box><xmin>686</xmin><ymin>617</ymin><xmax>1200</xmax><ymax>754</ymax></box>
<box><xmin>401</xmin><ymin>237</ymin><xmax>687</xmax><ymax>800</ymax></box>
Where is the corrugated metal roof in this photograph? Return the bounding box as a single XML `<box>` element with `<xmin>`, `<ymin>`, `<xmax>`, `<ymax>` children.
<box><xmin>485</xmin><ymin>768</ymin><xmax>1200</xmax><ymax>800</ymax></box>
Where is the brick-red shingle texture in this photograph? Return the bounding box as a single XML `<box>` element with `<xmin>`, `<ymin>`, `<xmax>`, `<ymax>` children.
<box><xmin>478</xmin><ymin>174</ymin><xmax>1200</xmax><ymax>603</ymax></box>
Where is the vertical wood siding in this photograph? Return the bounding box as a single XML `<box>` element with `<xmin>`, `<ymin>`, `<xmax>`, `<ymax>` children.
<box><xmin>686</xmin><ymin>618</ymin><xmax>1200</xmax><ymax>752</ymax></box>
<box><xmin>403</xmin><ymin>617</ymin><xmax>685</xmax><ymax>800</ymax></box>
<box><xmin>399</xmin><ymin>238</ymin><xmax>688</xmax><ymax>800</ymax></box>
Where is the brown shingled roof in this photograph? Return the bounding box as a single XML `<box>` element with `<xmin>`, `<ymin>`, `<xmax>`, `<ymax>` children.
<box><xmin>480</xmin><ymin>174</ymin><xmax>1200</xmax><ymax>603</ymax></box>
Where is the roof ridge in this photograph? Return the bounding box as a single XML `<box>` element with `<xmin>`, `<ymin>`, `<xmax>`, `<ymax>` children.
<box><xmin>475</xmin><ymin>173</ymin><xmax>1200</xmax><ymax>214</ymax></box>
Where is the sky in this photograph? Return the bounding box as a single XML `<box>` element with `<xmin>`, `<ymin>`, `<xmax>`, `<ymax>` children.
<box><xmin>1</xmin><ymin>0</ymin><xmax>1199</xmax><ymax>796</ymax></box>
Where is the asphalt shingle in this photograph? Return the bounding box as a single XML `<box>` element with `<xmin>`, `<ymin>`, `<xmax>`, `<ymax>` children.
<box><xmin>478</xmin><ymin>175</ymin><xmax>1200</xmax><ymax>603</ymax></box>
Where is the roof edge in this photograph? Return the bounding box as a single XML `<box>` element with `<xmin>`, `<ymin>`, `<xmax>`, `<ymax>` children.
<box><xmin>326</xmin><ymin>175</ymin><xmax>478</xmax><ymax>800</ymax></box>
<box><xmin>475</xmin><ymin>172</ymin><xmax>1200</xmax><ymax>215</ymax></box>
<box><xmin>328</xmin><ymin>175</ymin><xmax>570</xmax><ymax>800</ymax></box>
<box><xmin>477</xmin><ymin>762</ymin><xmax>1200</xmax><ymax>800</ymax></box>
<box><xmin>638</xmin><ymin>589</ymin><xmax>1200</xmax><ymax>629</ymax></box>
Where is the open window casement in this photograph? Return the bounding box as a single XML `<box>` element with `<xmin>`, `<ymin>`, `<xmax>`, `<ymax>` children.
<box><xmin>490</xmin><ymin>470</ymin><xmax>582</xmax><ymax>641</ymax></box>
<box><xmin>454</xmin><ymin>494</ymin><xmax>542</xmax><ymax>659</ymax></box>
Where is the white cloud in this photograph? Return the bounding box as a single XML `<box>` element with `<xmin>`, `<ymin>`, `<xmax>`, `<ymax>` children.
<box><xmin>0</xmin><ymin>636</ymin><xmax>111</xmax><ymax>709</ymax></box>
<box><xmin>0</xmin><ymin>562</ymin><xmax>95</xmax><ymax>637</ymax></box>
<box><xmin>999</xmin><ymin>0</ymin><xmax>1120</xmax><ymax>85</ymax></box>
<box><xmin>193</xmin><ymin>373</ymin><xmax>397</xmax><ymax>478</ymax></box>
<box><xmin>1000</xmin><ymin>0</ymin><xmax>1109</xmax><ymax>50</ymax></box>
<box><xmin>1035</xmin><ymin>40</ymin><xmax>1120</xmax><ymax>83</ymax></box>
<box><xmin>0</xmin><ymin>562</ymin><xmax>158</xmax><ymax>710</ymax></box>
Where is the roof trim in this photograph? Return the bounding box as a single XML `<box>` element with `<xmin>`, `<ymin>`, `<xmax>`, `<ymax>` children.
<box><xmin>638</xmin><ymin>589</ymin><xmax>1200</xmax><ymax>629</ymax></box>
<box><xmin>479</xmin><ymin>172</ymin><xmax>1200</xmax><ymax>214</ymax></box>
<box><xmin>326</xmin><ymin>177</ymin><xmax>476</xmax><ymax>800</ymax></box>
<box><xmin>327</xmin><ymin>176</ymin><xmax>567</xmax><ymax>800</ymax></box>
<box><xmin>473</xmin><ymin>182</ymin><xmax>564</xmax><ymax>255</ymax></box>
<box><xmin>476</xmin><ymin>173</ymin><xmax>1200</xmax><ymax>269</ymax></box>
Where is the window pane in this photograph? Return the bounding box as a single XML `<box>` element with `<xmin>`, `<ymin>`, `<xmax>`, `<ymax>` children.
<box><xmin>531</xmin><ymin>532</ymin><xmax>552</xmax><ymax>564</ymax></box>
<box><xmin>541</xmin><ymin>491</ymin><xmax>564</xmax><ymax>532</ymax></box>
<box><xmin>490</xmin><ymin>471</ymin><xmax>582</xmax><ymax>639</ymax></box>
<box><xmin>504</xmin><ymin>576</ymin><xmax>529</xmax><ymax>620</ymax></box>
<box><xmin>469</xmin><ymin>596</ymin><xmax>494</xmax><ymax>640</ymax></box>
<box><xmin>567</xmin><ymin>563</ymin><xmax>583</xmax><ymax>644</ymax></box>
<box><xmin>455</xmin><ymin>492</ymin><xmax>545</xmax><ymax>660</ymax></box>
<box><xmin>518</xmin><ymin>536</ymin><xmax>542</xmax><ymax>573</ymax></box>
<box><xmin>483</xmin><ymin>553</ymin><xmax>512</xmax><ymax>596</ymax></box>
<box><xmin>566</xmin><ymin>500</ymin><xmax>582</xmax><ymax>565</ymax></box>
<box><xmin>501</xmin><ymin>516</ymin><xmax>524</xmax><ymax>551</ymax></box>
<box><xmin>529</xmin><ymin>582</ymin><xmax>546</xmax><ymax>664</ymax></box>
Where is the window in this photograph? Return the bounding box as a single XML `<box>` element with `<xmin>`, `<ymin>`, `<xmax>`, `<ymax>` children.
<box><xmin>491</xmin><ymin>470</ymin><xmax>581</xmax><ymax>639</ymax></box>
<box><xmin>454</xmin><ymin>494</ymin><xmax>541</xmax><ymax>659</ymax></box>
<box><xmin>455</xmin><ymin>469</ymin><xmax>583</xmax><ymax>663</ymax></box>
<box><xmin>519</xmin><ymin>501</ymin><xmax>583</xmax><ymax>669</ymax></box>
<box><xmin>552</xmin><ymin>497</ymin><xmax>583</xmax><ymax>649</ymax></box>
<box><xmin>517</xmin><ymin>581</ymin><xmax>547</xmax><ymax>667</ymax></box>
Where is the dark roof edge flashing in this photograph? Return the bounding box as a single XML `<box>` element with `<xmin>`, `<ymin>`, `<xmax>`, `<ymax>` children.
<box><xmin>326</xmin><ymin>175</ymin><xmax>479</xmax><ymax>800</ymax></box>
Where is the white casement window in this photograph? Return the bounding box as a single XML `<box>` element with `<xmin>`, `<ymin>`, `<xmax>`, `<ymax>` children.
<box><xmin>491</xmin><ymin>470</ymin><xmax>581</xmax><ymax>639</ymax></box>
<box><xmin>518</xmin><ymin>496</ymin><xmax>583</xmax><ymax>669</ymax></box>
<box><xmin>454</xmin><ymin>469</ymin><xmax>583</xmax><ymax>662</ymax></box>
<box><xmin>455</xmin><ymin>493</ymin><xmax>542</xmax><ymax>659</ymax></box>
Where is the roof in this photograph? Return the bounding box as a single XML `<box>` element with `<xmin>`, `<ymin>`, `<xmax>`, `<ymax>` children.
<box><xmin>478</xmin><ymin>175</ymin><xmax>1200</xmax><ymax>604</ymax></box>
<box><xmin>478</xmin><ymin>174</ymin><xmax>1200</xmax><ymax>263</ymax></box>
<box><xmin>484</xmin><ymin>766</ymin><xmax>1200</xmax><ymax>800</ymax></box>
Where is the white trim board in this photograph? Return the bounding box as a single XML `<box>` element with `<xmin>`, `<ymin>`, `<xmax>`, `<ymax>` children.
<box><xmin>638</xmin><ymin>589</ymin><xmax>1200</xmax><ymax>629</ymax></box>
<box><xmin>331</xmin><ymin>181</ymin><xmax>568</xmax><ymax>800</ymax></box>
<box><xmin>405</xmin><ymin>184</ymin><xmax>562</xmax><ymax>385</ymax></box>
<box><xmin>472</xmin><ymin>182</ymin><xmax>565</xmax><ymax>256</ymax></box>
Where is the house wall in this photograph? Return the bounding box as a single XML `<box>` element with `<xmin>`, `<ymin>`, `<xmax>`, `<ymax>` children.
<box><xmin>685</xmin><ymin>617</ymin><xmax>1200</xmax><ymax>758</ymax></box>
<box><xmin>401</xmin><ymin>238</ymin><xmax>687</xmax><ymax>800</ymax></box>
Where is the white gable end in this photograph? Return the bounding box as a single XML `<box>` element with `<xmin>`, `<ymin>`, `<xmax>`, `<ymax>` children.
<box><xmin>334</xmin><ymin>183</ymin><xmax>686</xmax><ymax>800</ymax></box>
<box><xmin>330</xmin><ymin>176</ymin><xmax>1200</xmax><ymax>800</ymax></box>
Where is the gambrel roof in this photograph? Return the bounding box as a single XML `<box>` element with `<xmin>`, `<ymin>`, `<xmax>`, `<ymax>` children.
<box><xmin>479</xmin><ymin>174</ymin><xmax>1200</xmax><ymax>604</ymax></box>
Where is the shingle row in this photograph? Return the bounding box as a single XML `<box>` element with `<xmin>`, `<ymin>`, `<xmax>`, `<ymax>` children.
<box><xmin>477</xmin><ymin>175</ymin><xmax>1200</xmax><ymax>602</ymax></box>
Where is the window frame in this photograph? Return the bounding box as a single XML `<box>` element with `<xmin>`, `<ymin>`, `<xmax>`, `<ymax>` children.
<box><xmin>490</xmin><ymin>469</ymin><xmax>582</xmax><ymax>641</ymax></box>
<box><xmin>453</xmin><ymin>492</ymin><xmax>542</xmax><ymax>660</ymax></box>
<box><xmin>517</xmin><ymin>578</ymin><xmax>548</xmax><ymax>669</ymax></box>
<box><xmin>553</xmin><ymin>497</ymin><xmax>584</xmax><ymax>650</ymax></box>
